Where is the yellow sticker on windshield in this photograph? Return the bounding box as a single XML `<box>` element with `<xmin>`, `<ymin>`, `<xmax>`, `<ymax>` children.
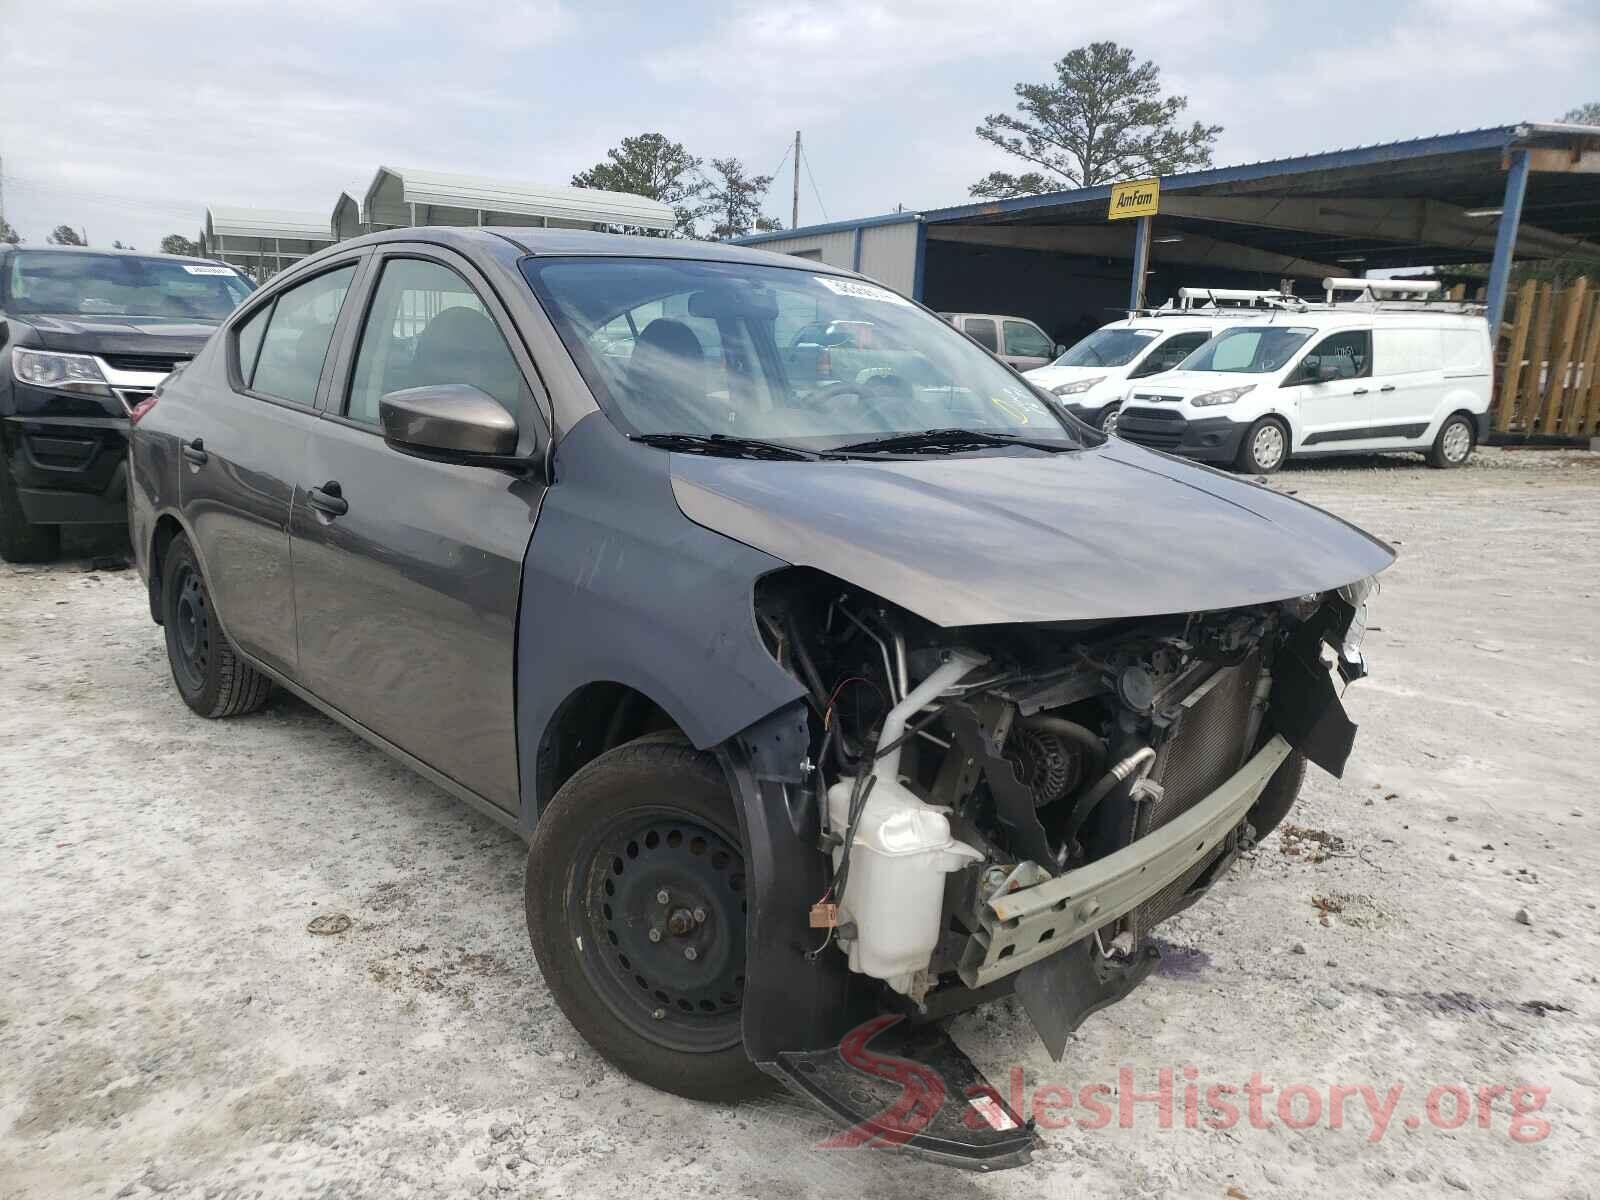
<box><xmin>990</xmin><ymin>390</ymin><xmax>1033</xmax><ymax>424</ymax></box>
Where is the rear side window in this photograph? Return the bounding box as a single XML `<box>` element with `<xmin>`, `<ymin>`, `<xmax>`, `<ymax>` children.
<box><xmin>248</xmin><ymin>266</ymin><xmax>356</xmax><ymax>406</ymax></box>
<box><xmin>1003</xmin><ymin>320</ymin><xmax>1052</xmax><ymax>358</ymax></box>
<box><xmin>346</xmin><ymin>258</ymin><xmax>523</xmax><ymax>426</ymax></box>
<box><xmin>1441</xmin><ymin>328</ymin><xmax>1487</xmax><ymax>372</ymax></box>
<box><xmin>234</xmin><ymin>303</ymin><xmax>272</xmax><ymax>384</ymax></box>
<box><xmin>964</xmin><ymin>318</ymin><xmax>998</xmax><ymax>351</ymax></box>
<box><xmin>1375</xmin><ymin>328</ymin><xmax>1444</xmax><ymax>375</ymax></box>
<box><xmin>1130</xmin><ymin>330</ymin><xmax>1210</xmax><ymax>378</ymax></box>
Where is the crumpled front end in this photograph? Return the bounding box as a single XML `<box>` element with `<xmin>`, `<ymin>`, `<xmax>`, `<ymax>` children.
<box><xmin>736</xmin><ymin>566</ymin><xmax>1378</xmax><ymax>1167</ymax></box>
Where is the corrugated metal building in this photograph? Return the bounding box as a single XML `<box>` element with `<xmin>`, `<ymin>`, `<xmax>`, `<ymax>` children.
<box><xmin>736</xmin><ymin>122</ymin><xmax>1600</xmax><ymax>342</ymax></box>
<box><xmin>200</xmin><ymin>207</ymin><xmax>335</xmax><ymax>279</ymax></box>
<box><xmin>360</xmin><ymin>167</ymin><xmax>676</xmax><ymax>233</ymax></box>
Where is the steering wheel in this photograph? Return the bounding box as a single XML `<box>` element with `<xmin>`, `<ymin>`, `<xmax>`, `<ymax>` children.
<box><xmin>799</xmin><ymin>378</ymin><xmax>902</xmax><ymax>428</ymax></box>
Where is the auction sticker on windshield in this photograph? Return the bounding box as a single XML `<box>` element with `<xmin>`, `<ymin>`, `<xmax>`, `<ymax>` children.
<box><xmin>180</xmin><ymin>265</ymin><xmax>239</xmax><ymax>276</ymax></box>
<box><xmin>815</xmin><ymin>276</ymin><xmax>913</xmax><ymax>307</ymax></box>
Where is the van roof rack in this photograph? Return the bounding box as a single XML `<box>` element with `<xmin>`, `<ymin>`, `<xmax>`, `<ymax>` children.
<box><xmin>1129</xmin><ymin>287</ymin><xmax>1305</xmax><ymax>318</ymax></box>
<box><xmin>1320</xmin><ymin>277</ymin><xmax>1485</xmax><ymax>313</ymax></box>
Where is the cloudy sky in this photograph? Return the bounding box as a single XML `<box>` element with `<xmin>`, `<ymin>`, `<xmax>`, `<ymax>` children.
<box><xmin>2</xmin><ymin>0</ymin><xmax>1597</xmax><ymax>249</ymax></box>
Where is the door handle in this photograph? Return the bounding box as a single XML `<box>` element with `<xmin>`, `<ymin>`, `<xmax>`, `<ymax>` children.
<box><xmin>1379</xmin><ymin>384</ymin><xmax>1396</xmax><ymax>393</ymax></box>
<box><xmin>1352</xmin><ymin>387</ymin><xmax>1369</xmax><ymax>395</ymax></box>
<box><xmin>181</xmin><ymin>438</ymin><xmax>208</xmax><ymax>466</ymax></box>
<box><xmin>307</xmin><ymin>481</ymin><xmax>348</xmax><ymax>517</ymax></box>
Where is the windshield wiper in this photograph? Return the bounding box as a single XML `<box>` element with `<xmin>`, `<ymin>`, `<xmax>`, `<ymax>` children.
<box><xmin>633</xmin><ymin>432</ymin><xmax>818</xmax><ymax>461</ymax></box>
<box><xmin>832</xmin><ymin>428</ymin><xmax>1078</xmax><ymax>455</ymax></box>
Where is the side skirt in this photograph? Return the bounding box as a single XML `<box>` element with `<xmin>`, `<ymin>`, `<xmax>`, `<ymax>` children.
<box><xmin>240</xmin><ymin>653</ymin><xmax>527</xmax><ymax>842</ymax></box>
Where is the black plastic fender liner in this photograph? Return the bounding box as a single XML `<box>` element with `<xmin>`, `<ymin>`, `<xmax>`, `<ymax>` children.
<box><xmin>767</xmin><ymin>1015</ymin><xmax>1039</xmax><ymax>1170</ymax></box>
<box><xmin>1013</xmin><ymin>939</ymin><xmax>1160</xmax><ymax>1062</ymax></box>
<box><xmin>1271</xmin><ymin>602</ymin><xmax>1360</xmax><ymax>779</ymax></box>
<box><xmin>717</xmin><ymin>702</ymin><xmax>878</xmax><ymax>1065</ymax></box>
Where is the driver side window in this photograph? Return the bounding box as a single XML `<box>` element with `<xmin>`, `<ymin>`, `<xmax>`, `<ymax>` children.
<box><xmin>345</xmin><ymin>258</ymin><xmax>523</xmax><ymax>426</ymax></box>
<box><xmin>1297</xmin><ymin>329</ymin><xmax>1371</xmax><ymax>384</ymax></box>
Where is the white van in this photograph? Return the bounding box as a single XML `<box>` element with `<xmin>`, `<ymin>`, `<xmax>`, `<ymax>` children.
<box><xmin>1115</xmin><ymin>280</ymin><xmax>1492</xmax><ymax>474</ymax></box>
<box><xmin>1023</xmin><ymin>290</ymin><xmax>1292</xmax><ymax>434</ymax></box>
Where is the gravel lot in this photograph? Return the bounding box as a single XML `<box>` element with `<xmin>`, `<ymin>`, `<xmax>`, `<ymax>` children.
<box><xmin>3</xmin><ymin>447</ymin><xmax>1598</xmax><ymax>1200</ymax></box>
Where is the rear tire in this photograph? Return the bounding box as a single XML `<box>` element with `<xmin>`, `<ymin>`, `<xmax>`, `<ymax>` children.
<box><xmin>1427</xmin><ymin>413</ymin><xmax>1475</xmax><ymax>469</ymax></box>
<box><xmin>1234</xmin><ymin>416</ymin><xmax>1290</xmax><ymax>475</ymax></box>
<box><xmin>160</xmin><ymin>533</ymin><xmax>272</xmax><ymax>717</ymax></box>
<box><xmin>525</xmin><ymin>737</ymin><xmax>770</xmax><ymax>1103</ymax></box>
<box><xmin>1099</xmin><ymin>403</ymin><xmax>1122</xmax><ymax>436</ymax></box>
<box><xmin>0</xmin><ymin>457</ymin><xmax>61</xmax><ymax>564</ymax></box>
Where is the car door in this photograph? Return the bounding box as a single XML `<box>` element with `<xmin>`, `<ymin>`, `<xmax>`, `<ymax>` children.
<box><xmin>179</xmin><ymin>257</ymin><xmax>364</xmax><ymax>677</ymax></box>
<box><xmin>1370</xmin><ymin>327</ymin><xmax>1446</xmax><ymax>443</ymax></box>
<box><xmin>288</xmin><ymin>245</ymin><xmax>547</xmax><ymax>813</ymax></box>
<box><xmin>1002</xmin><ymin>319</ymin><xmax>1055</xmax><ymax>370</ymax></box>
<box><xmin>1285</xmin><ymin>328</ymin><xmax>1373</xmax><ymax>449</ymax></box>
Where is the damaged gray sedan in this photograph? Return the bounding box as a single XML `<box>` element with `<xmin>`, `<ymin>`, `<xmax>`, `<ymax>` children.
<box><xmin>128</xmin><ymin>229</ymin><xmax>1391</xmax><ymax>1168</ymax></box>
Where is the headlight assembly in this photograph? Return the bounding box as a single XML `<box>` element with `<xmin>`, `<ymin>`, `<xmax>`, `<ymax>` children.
<box><xmin>1051</xmin><ymin>376</ymin><xmax>1106</xmax><ymax>396</ymax></box>
<box><xmin>1190</xmin><ymin>383</ymin><xmax>1255</xmax><ymax>407</ymax></box>
<box><xmin>10</xmin><ymin>347</ymin><xmax>116</xmax><ymax>398</ymax></box>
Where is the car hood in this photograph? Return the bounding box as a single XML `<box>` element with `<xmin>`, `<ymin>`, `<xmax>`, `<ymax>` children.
<box><xmin>1022</xmin><ymin>364</ymin><xmax>1119</xmax><ymax>389</ymax></box>
<box><xmin>18</xmin><ymin>313</ymin><xmax>219</xmax><ymax>358</ymax></box>
<box><xmin>669</xmin><ymin>440</ymin><xmax>1394</xmax><ymax>627</ymax></box>
<box><xmin>1126</xmin><ymin>369</ymin><xmax>1258</xmax><ymax>398</ymax></box>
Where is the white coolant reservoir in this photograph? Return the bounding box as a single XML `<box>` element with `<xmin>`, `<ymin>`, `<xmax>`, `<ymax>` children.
<box><xmin>826</xmin><ymin>651</ymin><xmax>988</xmax><ymax>995</ymax></box>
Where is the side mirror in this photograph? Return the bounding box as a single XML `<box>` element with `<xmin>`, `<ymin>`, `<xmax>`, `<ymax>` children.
<box><xmin>379</xmin><ymin>384</ymin><xmax>525</xmax><ymax>467</ymax></box>
<box><xmin>1053</xmin><ymin>343</ymin><xmax>1067</xmax><ymax>357</ymax></box>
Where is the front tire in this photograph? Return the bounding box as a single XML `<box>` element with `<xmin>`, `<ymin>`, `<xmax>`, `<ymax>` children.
<box><xmin>160</xmin><ymin>533</ymin><xmax>272</xmax><ymax>717</ymax></box>
<box><xmin>1427</xmin><ymin>413</ymin><xmax>1475</xmax><ymax>469</ymax></box>
<box><xmin>525</xmin><ymin>737</ymin><xmax>769</xmax><ymax>1102</ymax></box>
<box><xmin>1098</xmin><ymin>403</ymin><xmax>1122</xmax><ymax>436</ymax></box>
<box><xmin>0</xmin><ymin>456</ymin><xmax>61</xmax><ymax>564</ymax></box>
<box><xmin>1234</xmin><ymin>416</ymin><xmax>1290</xmax><ymax>475</ymax></box>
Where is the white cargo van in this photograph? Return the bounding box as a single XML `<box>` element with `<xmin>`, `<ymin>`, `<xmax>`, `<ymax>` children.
<box><xmin>1024</xmin><ymin>289</ymin><xmax>1294</xmax><ymax>434</ymax></box>
<box><xmin>1115</xmin><ymin>280</ymin><xmax>1492</xmax><ymax>474</ymax></box>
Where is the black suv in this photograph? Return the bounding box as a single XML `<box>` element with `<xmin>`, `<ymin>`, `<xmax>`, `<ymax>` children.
<box><xmin>0</xmin><ymin>245</ymin><xmax>253</xmax><ymax>561</ymax></box>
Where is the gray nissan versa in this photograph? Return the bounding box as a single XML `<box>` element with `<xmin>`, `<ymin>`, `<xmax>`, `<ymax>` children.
<box><xmin>129</xmin><ymin>228</ymin><xmax>1391</xmax><ymax>1168</ymax></box>
<box><xmin>0</xmin><ymin>245</ymin><xmax>253</xmax><ymax>561</ymax></box>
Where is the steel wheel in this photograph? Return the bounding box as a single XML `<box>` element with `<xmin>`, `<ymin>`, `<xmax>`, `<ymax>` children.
<box><xmin>170</xmin><ymin>562</ymin><xmax>212</xmax><ymax>694</ymax></box>
<box><xmin>1250</xmin><ymin>422</ymin><xmax>1286</xmax><ymax>471</ymax></box>
<box><xmin>569</xmin><ymin>807</ymin><xmax>748</xmax><ymax>1054</ymax></box>
<box><xmin>1100</xmin><ymin>405</ymin><xmax>1121</xmax><ymax>436</ymax></box>
<box><xmin>1441</xmin><ymin>420</ymin><xmax>1472</xmax><ymax>464</ymax></box>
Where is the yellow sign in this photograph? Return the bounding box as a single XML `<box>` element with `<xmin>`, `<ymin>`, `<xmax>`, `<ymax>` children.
<box><xmin>1108</xmin><ymin>177</ymin><xmax>1160</xmax><ymax>221</ymax></box>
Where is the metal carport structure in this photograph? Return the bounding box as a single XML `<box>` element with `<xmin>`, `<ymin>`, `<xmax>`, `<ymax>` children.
<box><xmin>358</xmin><ymin>167</ymin><xmax>676</xmax><ymax>235</ymax></box>
<box><xmin>200</xmin><ymin>207</ymin><xmax>336</xmax><ymax>281</ymax></box>
<box><xmin>737</xmin><ymin>122</ymin><xmax>1600</xmax><ymax>343</ymax></box>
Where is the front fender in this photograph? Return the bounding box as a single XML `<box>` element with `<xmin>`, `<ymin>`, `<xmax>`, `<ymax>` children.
<box><xmin>514</xmin><ymin>412</ymin><xmax>805</xmax><ymax>829</ymax></box>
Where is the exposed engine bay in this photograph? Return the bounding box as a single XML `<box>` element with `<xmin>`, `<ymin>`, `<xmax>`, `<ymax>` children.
<box><xmin>755</xmin><ymin>566</ymin><xmax>1373</xmax><ymax>1057</ymax></box>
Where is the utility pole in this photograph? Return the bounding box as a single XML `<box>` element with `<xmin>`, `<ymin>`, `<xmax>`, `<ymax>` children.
<box><xmin>792</xmin><ymin>130</ymin><xmax>801</xmax><ymax>230</ymax></box>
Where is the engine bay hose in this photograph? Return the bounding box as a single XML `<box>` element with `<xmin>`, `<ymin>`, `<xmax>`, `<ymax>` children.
<box><xmin>1060</xmin><ymin>745</ymin><xmax>1157</xmax><ymax>849</ymax></box>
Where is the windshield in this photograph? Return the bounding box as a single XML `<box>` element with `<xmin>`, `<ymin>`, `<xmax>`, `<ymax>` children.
<box><xmin>1181</xmin><ymin>325</ymin><xmax>1314</xmax><ymax>374</ymax></box>
<box><xmin>523</xmin><ymin>257</ymin><xmax>1087</xmax><ymax>451</ymax></box>
<box><xmin>1053</xmin><ymin>326</ymin><xmax>1159</xmax><ymax>368</ymax></box>
<box><xmin>5</xmin><ymin>252</ymin><xmax>254</xmax><ymax>320</ymax></box>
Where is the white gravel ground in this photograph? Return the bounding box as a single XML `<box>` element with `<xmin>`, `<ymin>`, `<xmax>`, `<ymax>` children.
<box><xmin>2</xmin><ymin>448</ymin><xmax>1598</xmax><ymax>1200</ymax></box>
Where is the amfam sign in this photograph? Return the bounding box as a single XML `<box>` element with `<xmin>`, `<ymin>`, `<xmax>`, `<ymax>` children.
<box><xmin>1108</xmin><ymin>177</ymin><xmax>1160</xmax><ymax>220</ymax></box>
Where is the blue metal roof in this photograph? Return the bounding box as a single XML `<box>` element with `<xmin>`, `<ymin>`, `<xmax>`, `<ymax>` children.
<box><xmin>738</xmin><ymin>125</ymin><xmax>1525</xmax><ymax>243</ymax></box>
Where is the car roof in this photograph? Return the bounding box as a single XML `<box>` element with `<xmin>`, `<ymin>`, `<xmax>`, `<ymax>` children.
<box><xmin>1</xmin><ymin>244</ymin><xmax>234</xmax><ymax>268</ymax></box>
<box><xmin>327</xmin><ymin>226</ymin><xmax>862</xmax><ymax>276</ymax></box>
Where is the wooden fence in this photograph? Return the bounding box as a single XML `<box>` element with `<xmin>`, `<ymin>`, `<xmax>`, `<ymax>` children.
<box><xmin>1492</xmin><ymin>278</ymin><xmax>1600</xmax><ymax>439</ymax></box>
